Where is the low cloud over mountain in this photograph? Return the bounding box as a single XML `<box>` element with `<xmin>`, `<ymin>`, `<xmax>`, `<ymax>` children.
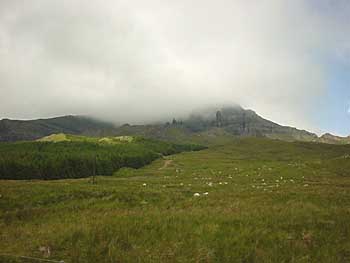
<box><xmin>1</xmin><ymin>0</ymin><xmax>350</xmax><ymax>134</ymax></box>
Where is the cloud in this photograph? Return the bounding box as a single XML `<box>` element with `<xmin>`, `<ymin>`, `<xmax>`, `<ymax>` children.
<box><xmin>0</xmin><ymin>0</ymin><xmax>350</xmax><ymax>131</ymax></box>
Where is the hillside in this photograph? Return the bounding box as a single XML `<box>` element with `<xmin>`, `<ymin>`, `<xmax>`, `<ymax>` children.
<box><xmin>318</xmin><ymin>133</ymin><xmax>350</xmax><ymax>144</ymax></box>
<box><xmin>1</xmin><ymin>137</ymin><xmax>350</xmax><ymax>262</ymax></box>
<box><xmin>0</xmin><ymin>134</ymin><xmax>205</xmax><ymax>180</ymax></box>
<box><xmin>1</xmin><ymin>105</ymin><xmax>348</xmax><ymax>144</ymax></box>
<box><xmin>113</xmin><ymin>106</ymin><xmax>319</xmax><ymax>143</ymax></box>
<box><xmin>0</xmin><ymin>115</ymin><xmax>116</xmax><ymax>142</ymax></box>
<box><xmin>183</xmin><ymin>106</ymin><xmax>318</xmax><ymax>141</ymax></box>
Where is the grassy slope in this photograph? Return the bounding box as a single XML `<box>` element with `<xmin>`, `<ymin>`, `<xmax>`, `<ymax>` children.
<box><xmin>0</xmin><ymin>115</ymin><xmax>117</xmax><ymax>142</ymax></box>
<box><xmin>1</xmin><ymin>138</ymin><xmax>350</xmax><ymax>262</ymax></box>
<box><xmin>37</xmin><ymin>133</ymin><xmax>135</xmax><ymax>143</ymax></box>
<box><xmin>0</xmin><ymin>135</ymin><xmax>205</xmax><ymax>180</ymax></box>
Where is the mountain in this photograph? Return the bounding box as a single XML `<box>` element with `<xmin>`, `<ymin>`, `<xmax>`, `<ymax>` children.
<box><xmin>1</xmin><ymin>105</ymin><xmax>348</xmax><ymax>144</ymax></box>
<box><xmin>318</xmin><ymin>133</ymin><xmax>350</xmax><ymax>144</ymax></box>
<box><xmin>184</xmin><ymin>106</ymin><xmax>318</xmax><ymax>141</ymax></box>
<box><xmin>0</xmin><ymin>115</ymin><xmax>116</xmax><ymax>142</ymax></box>
<box><xmin>112</xmin><ymin>105</ymin><xmax>318</xmax><ymax>143</ymax></box>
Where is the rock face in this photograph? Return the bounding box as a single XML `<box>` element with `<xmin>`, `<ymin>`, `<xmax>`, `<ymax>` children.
<box><xmin>1</xmin><ymin>105</ymin><xmax>346</xmax><ymax>143</ymax></box>
<box><xmin>182</xmin><ymin>106</ymin><xmax>318</xmax><ymax>141</ymax></box>
<box><xmin>216</xmin><ymin>111</ymin><xmax>223</xmax><ymax>127</ymax></box>
<box><xmin>0</xmin><ymin>115</ymin><xmax>116</xmax><ymax>142</ymax></box>
<box><xmin>318</xmin><ymin>133</ymin><xmax>350</xmax><ymax>144</ymax></box>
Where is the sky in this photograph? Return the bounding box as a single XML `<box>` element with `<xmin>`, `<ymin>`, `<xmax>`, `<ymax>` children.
<box><xmin>0</xmin><ymin>0</ymin><xmax>349</xmax><ymax>135</ymax></box>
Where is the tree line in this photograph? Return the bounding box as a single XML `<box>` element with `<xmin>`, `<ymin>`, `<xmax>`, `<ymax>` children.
<box><xmin>0</xmin><ymin>138</ymin><xmax>205</xmax><ymax>180</ymax></box>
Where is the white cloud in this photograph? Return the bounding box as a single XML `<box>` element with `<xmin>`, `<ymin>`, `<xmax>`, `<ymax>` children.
<box><xmin>0</xmin><ymin>0</ymin><xmax>349</xmax><ymax>132</ymax></box>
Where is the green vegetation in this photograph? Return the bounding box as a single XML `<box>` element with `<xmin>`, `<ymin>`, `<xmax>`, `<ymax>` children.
<box><xmin>1</xmin><ymin>137</ymin><xmax>350</xmax><ymax>262</ymax></box>
<box><xmin>0</xmin><ymin>115</ymin><xmax>117</xmax><ymax>142</ymax></box>
<box><xmin>0</xmin><ymin>135</ymin><xmax>205</xmax><ymax>180</ymax></box>
<box><xmin>38</xmin><ymin>134</ymin><xmax>135</xmax><ymax>144</ymax></box>
<box><xmin>37</xmin><ymin>133</ymin><xmax>70</xmax><ymax>142</ymax></box>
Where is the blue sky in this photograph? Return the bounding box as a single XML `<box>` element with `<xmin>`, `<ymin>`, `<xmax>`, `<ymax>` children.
<box><xmin>315</xmin><ymin>60</ymin><xmax>350</xmax><ymax>136</ymax></box>
<box><xmin>301</xmin><ymin>0</ymin><xmax>350</xmax><ymax>136</ymax></box>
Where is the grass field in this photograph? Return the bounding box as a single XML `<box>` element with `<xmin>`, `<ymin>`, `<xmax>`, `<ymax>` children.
<box><xmin>1</xmin><ymin>138</ymin><xmax>350</xmax><ymax>262</ymax></box>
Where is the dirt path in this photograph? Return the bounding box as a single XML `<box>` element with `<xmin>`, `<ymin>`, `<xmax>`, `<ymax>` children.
<box><xmin>159</xmin><ymin>159</ymin><xmax>173</xmax><ymax>170</ymax></box>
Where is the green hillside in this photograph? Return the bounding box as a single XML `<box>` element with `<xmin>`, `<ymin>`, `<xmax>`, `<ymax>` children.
<box><xmin>0</xmin><ymin>115</ymin><xmax>116</xmax><ymax>142</ymax></box>
<box><xmin>0</xmin><ymin>135</ymin><xmax>205</xmax><ymax>180</ymax></box>
<box><xmin>1</xmin><ymin>138</ymin><xmax>350</xmax><ymax>262</ymax></box>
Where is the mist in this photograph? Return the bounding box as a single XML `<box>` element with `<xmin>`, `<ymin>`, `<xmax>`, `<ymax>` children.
<box><xmin>1</xmin><ymin>0</ymin><xmax>350</xmax><ymax>132</ymax></box>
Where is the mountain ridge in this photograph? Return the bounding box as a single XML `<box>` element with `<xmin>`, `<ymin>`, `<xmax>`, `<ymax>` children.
<box><xmin>0</xmin><ymin>106</ymin><xmax>348</xmax><ymax>144</ymax></box>
<box><xmin>318</xmin><ymin>133</ymin><xmax>350</xmax><ymax>144</ymax></box>
<box><xmin>111</xmin><ymin>105</ymin><xmax>319</xmax><ymax>143</ymax></box>
<box><xmin>0</xmin><ymin>115</ymin><xmax>116</xmax><ymax>142</ymax></box>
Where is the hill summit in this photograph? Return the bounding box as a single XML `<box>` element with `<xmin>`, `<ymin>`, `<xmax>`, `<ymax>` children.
<box><xmin>0</xmin><ymin>115</ymin><xmax>116</xmax><ymax>142</ymax></box>
<box><xmin>113</xmin><ymin>105</ymin><xmax>318</xmax><ymax>143</ymax></box>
